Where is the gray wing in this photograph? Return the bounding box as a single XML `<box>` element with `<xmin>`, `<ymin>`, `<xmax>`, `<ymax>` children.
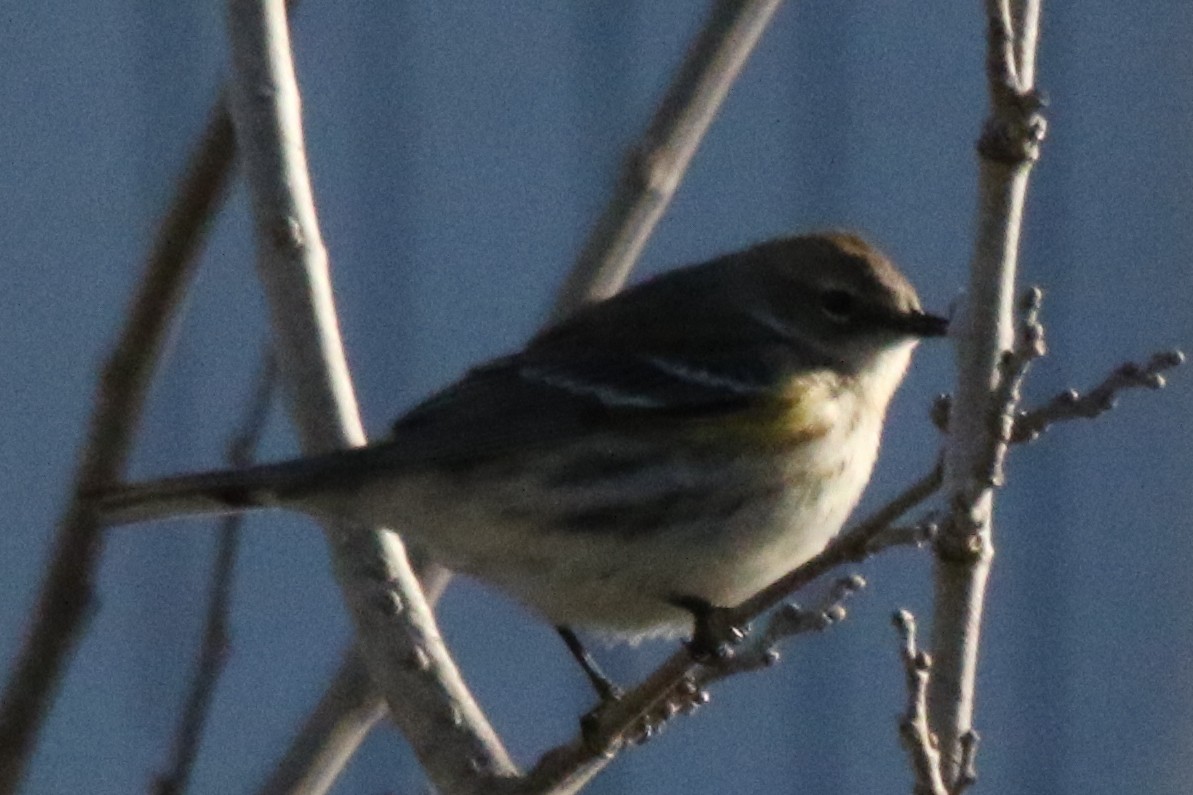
<box><xmin>378</xmin><ymin>256</ymin><xmax>833</xmax><ymax>470</ymax></box>
<box><xmin>97</xmin><ymin>343</ymin><xmax>796</xmax><ymax>526</ymax></box>
<box><xmin>383</xmin><ymin>343</ymin><xmax>793</xmax><ymax>468</ymax></box>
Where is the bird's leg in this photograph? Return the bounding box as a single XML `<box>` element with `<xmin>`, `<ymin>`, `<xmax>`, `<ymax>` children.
<box><xmin>671</xmin><ymin>595</ymin><xmax>746</xmax><ymax>662</ymax></box>
<box><xmin>556</xmin><ymin>625</ymin><xmax>623</xmax><ymax>702</ymax></box>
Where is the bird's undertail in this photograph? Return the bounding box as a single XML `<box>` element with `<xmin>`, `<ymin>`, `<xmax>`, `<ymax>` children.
<box><xmin>95</xmin><ymin>455</ymin><xmax>341</xmax><ymax>527</ymax></box>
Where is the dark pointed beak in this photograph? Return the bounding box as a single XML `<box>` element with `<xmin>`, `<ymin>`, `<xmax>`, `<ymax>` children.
<box><xmin>901</xmin><ymin>310</ymin><xmax>950</xmax><ymax>338</ymax></box>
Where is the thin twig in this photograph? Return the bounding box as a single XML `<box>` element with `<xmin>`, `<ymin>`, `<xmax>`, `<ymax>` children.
<box><xmin>893</xmin><ymin>611</ymin><xmax>948</xmax><ymax>795</ymax></box>
<box><xmin>706</xmin><ymin>574</ymin><xmax>868</xmax><ymax>681</ymax></box>
<box><xmin>152</xmin><ymin>354</ymin><xmax>277</xmax><ymax>795</ymax></box>
<box><xmin>516</xmin><ymin>464</ymin><xmax>943</xmax><ymax>794</ymax></box>
<box><xmin>937</xmin><ymin>347</ymin><xmax>1186</xmax><ymax>446</ymax></box>
<box><xmin>929</xmin><ymin>286</ymin><xmax>1045</xmax><ymax>447</ymax></box>
<box><xmin>865</xmin><ymin>521</ymin><xmax>939</xmax><ymax>557</ymax></box>
<box><xmin>223</xmin><ymin>1</ymin><xmax>515</xmax><ymax>791</ymax></box>
<box><xmin>615</xmin><ymin>574</ymin><xmax>876</xmax><ymax>747</ymax></box>
<box><xmin>1012</xmin><ymin>350</ymin><xmax>1185</xmax><ymax>443</ymax></box>
<box><xmin>984</xmin><ymin>287</ymin><xmax>1046</xmax><ymax>487</ymax></box>
<box><xmin>927</xmin><ymin>0</ymin><xmax>1045</xmax><ymax>783</ymax></box>
<box><xmin>0</xmin><ymin>98</ymin><xmax>237</xmax><ymax>795</ymax></box>
<box><xmin>549</xmin><ymin>0</ymin><xmax>786</xmax><ymax>321</ymax></box>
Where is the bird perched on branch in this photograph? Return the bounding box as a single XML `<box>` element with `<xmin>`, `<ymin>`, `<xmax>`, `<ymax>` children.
<box><xmin>98</xmin><ymin>232</ymin><xmax>947</xmax><ymax>670</ymax></box>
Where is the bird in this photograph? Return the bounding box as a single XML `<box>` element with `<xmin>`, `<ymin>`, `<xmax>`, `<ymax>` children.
<box><xmin>98</xmin><ymin>232</ymin><xmax>947</xmax><ymax>655</ymax></box>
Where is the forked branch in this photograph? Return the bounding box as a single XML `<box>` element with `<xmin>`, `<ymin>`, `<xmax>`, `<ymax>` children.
<box><xmin>1013</xmin><ymin>350</ymin><xmax>1185</xmax><ymax>443</ymax></box>
<box><xmin>223</xmin><ymin>0</ymin><xmax>514</xmax><ymax>790</ymax></box>
<box><xmin>927</xmin><ymin>0</ymin><xmax>1044</xmax><ymax>782</ymax></box>
<box><xmin>0</xmin><ymin>97</ymin><xmax>237</xmax><ymax>795</ymax></box>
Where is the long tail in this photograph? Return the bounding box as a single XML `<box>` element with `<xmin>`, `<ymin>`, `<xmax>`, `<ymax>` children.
<box><xmin>94</xmin><ymin>446</ymin><xmax>393</xmax><ymax>527</ymax></box>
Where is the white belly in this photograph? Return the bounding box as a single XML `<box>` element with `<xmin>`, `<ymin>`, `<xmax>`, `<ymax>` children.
<box><xmin>336</xmin><ymin>403</ymin><xmax>884</xmax><ymax>640</ymax></box>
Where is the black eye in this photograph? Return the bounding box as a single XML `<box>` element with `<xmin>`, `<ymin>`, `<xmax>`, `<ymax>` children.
<box><xmin>819</xmin><ymin>289</ymin><xmax>856</xmax><ymax>322</ymax></box>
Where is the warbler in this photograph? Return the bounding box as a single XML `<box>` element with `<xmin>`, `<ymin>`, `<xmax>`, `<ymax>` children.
<box><xmin>99</xmin><ymin>232</ymin><xmax>947</xmax><ymax>645</ymax></box>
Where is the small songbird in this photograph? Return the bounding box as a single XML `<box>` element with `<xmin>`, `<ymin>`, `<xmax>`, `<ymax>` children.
<box><xmin>99</xmin><ymin>232</ymin><xmax>947</xmax><ymax>648</ymax></box>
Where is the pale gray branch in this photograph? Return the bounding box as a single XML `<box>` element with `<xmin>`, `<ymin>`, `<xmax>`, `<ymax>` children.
<box><xmin>223</xmin><ymin>1</ymin><xmax>515</xmax><ymax>792</ymax></box>
<box><xmin>549</xmin><ymin>0</ymin><xmax>786</xmax><ymax>321</ymax></box>
<box><xmin>927</xmin><ymin>0</ymin><xmax>1044</xmax><ymax>783</ymax></box>
<box><xmin>895</xmin><ymin>611</ymin><xmax>978</xmax><ymax>794</ymax></box>
<box><xmin>1010</xmin><ymin>0</ymin><xmax>1041</xmax><ymax>88</ymax></box>
<box><xmin>893</xmin><ymin>610</ymin><xmax>948</xmax><ymax>795</ymax></box>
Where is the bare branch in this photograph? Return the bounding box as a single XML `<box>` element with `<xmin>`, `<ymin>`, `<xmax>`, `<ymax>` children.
<box><xmin>591</xmin><ymin>577</ymin><xmax>873</xmax><ymax>753</ymax></box>
<box><xmin>516</xmin><ymin>464</ymin><xmax>943</xmax><ymax>794</ymax></box>
<box><xmin>865</xmin><ymin>521</ymin><xmax>938</xmax><ymax>558</ymax></box>
<box><xmin>223</xmin><ymin>1</ymin><xmax>515</xmax><ymax>791</ymax></box>
<box><xmin>928</xmin><ymin>0</ymin><xmax>1044</xmax><ymax>783</ymax></box>
<box><xmin>0</xmin><ymin>98</ymin><xmax>236</xmax><ymax>795</ymax></box>
<box><xmin>893</xmin><ymin>611</ymin><xmax>948</xmax><ymax>795</ymax></box>
<box><xmin>707</xmin><ymin>575</ymin><xmax>868</xmax><ymax>680</ymax></box>
<box><xmin>1013</xmin><ymin>349</ymin><xmax>1185</xmax><ymax>443</ymax></box>
<box><xmin>549</xmin><ymin>0</ymin><xmax>786</xmax><ymax>320</ymax></box>
<box><xmin>257</xmin><ymin>650</ymin><xmax>386</xmax><ymax>795</ymax></box>
<box><xmin>153</xmin><ymin>354</ymin><xmax>277</xmax><ymax>795</ymax></box>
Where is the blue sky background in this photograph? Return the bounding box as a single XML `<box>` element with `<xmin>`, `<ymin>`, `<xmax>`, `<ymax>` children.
<box><xmin>2</xmin><ymin>3</ymin><xmax>1192</xmax><ymax>793</ymax></box>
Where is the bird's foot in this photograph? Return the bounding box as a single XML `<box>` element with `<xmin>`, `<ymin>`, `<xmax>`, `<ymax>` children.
<box><xmin>671</xmin><ymin>595</ymin><xmax>747</xmax><ymax>663</ymax></box>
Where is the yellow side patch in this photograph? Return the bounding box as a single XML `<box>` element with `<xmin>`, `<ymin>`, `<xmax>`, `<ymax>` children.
<box><xmin>692</xmin><ymin>373</ymin><xmax>841</xmax><ymax>451</ymax></box>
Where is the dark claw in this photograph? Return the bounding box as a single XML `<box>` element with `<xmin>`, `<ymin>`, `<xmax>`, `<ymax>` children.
<box><xmin>579</xmin><ymin>708</ymin><xmax>615</xmax><ymax>755</ymax></box>
<box><xmin>670</xmin><ymin>596</ymin><xmax>745</xmax><ymax>663</ymax></box>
